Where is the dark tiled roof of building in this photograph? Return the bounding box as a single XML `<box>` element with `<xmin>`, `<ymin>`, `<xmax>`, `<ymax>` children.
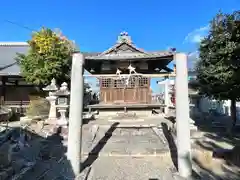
<box><xmin>82</xmin><ymin>52</ymin><xmax>101</xmax><ymax>57</ymax></box>
<box><xmin>0</xmin><ymin>43</ymin><xmax>103</xmax><ymax>76</ymax></box>
<box><xmin>85</xmin><ymin>51</ymin><xmax>174</xmax><ymax>60</ymax></box>
<box><xmin>0</xmin><ymin>42</ymin><xmax>29</xmax><ymax>75</ymax></box>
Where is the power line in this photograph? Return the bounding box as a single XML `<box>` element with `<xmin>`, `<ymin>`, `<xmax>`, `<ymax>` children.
<box><xmin>3</xmin><ymin>19</ymin><xmax>36</xmax><ymax>32</ymax></box>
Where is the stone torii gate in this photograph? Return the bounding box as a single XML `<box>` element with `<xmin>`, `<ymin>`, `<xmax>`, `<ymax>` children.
<box><xmin>67</xmin><ymin>52</ymin><xmax>192</xmax><ymax>178</ymax></box>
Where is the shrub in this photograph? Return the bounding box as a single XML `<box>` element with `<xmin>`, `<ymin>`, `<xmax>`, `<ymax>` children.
<box><xmin>26</xmin><ymin>98</ymin><xmax>50</xmax><ymax>117</ymax></box>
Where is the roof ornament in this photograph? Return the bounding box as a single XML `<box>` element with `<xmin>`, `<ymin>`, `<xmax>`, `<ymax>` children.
<box><xmin>117</xmin><ymin>31</ymin><xmax>132</xmax><ymax>44</ymax></box>
<box><xmin>128</xmin><ymin>64</ymin><xmax>137</xmax><ymax>74</ymax></box>
<box><xmin>169</xmin><ymin>47</ymin><xmax>176</xmax><ymax>52</ymax></box>
<box><xmin>115</xmin><ymin>64</ymin><xmax>142</xmax><ymax>86</ymax></box>
<box><xmin>116</xmin><ymin>68</ymin><xmax>122</xmax><ymax>76</ymax></box>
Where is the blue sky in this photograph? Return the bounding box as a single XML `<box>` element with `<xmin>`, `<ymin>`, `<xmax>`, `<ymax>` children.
<box><xmin>0</xmin><ymin>0</ymin><xmax>239</xmax><ymax>92</ymax></box>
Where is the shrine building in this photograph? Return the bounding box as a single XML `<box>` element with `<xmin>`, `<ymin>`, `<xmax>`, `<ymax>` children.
<box><xmin>83</xmin><ymin>32</ymin><xmax>176</xmax><ymax>110</ymax></box>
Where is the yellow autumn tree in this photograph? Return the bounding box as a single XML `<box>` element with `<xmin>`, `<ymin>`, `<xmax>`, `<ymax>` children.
<box><xmin>16</xmin><ymin>27</ymin><xmax>75</xmax><ymax>86</ymax></box>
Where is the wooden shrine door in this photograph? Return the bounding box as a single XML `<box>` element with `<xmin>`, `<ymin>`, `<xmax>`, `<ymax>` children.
<box><xmin>100</xmin><ymin>77</ymin><xmax>151</xmax><ymax>104</ymax></box>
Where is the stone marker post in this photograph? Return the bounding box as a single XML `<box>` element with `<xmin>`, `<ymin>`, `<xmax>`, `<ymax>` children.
<box><xmin>67</xmin><ymin>52</ymin><xmax>84</xmax><ymax>175</ymax></box>
<box><xmin>175</xmin><ymin>53</ymin><xmax>192</xmax><ymax>178</ymax></box>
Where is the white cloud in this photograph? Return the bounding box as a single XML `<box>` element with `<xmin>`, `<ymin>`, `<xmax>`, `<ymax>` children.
<box><xmin>183</xmin><ymin>25</ymin><xmax>209</xmax><ymax>44</ymax></box>
<box><xmin>188</xmin><ymin>51</ymin><xmax>199</xmax><ymax>58</ymax></box>
<box><xmin>187</xmin><ymin>51</ymin><xmax>199</xmax><ymax>70</ymax></box>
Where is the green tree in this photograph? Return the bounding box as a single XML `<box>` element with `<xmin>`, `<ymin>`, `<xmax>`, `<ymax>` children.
<box><xmin>196</xmin><ymin>10</ymin><xmax>240</xmax><ymax>128</ymax></box>
<box><xmin>16</xmin><ymin>27</ymin><xmax>75</xmax><ymax>86</ymax></box>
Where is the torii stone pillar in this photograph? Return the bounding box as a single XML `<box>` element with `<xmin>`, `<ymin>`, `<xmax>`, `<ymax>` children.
<box><xmin>164</xmin><ymin>77</ymin><xmax>170</xmax><ymax>115</ymax></box>
<box><xmin>175</xmin><ymin>53</ymin><xmax>192</xmax><ymax>178</ymax></box>
<box><xmin>67</xmin><ymin>52</ymin><xmax>84</xmax><ymax>175</ymax></box>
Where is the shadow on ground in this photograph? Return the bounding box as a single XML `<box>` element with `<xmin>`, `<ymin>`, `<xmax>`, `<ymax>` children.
<box><xmin>161</xmin><ymin>122</ymin><xmax>178</xmax><ymax>169</ymax></box>
<box><xmin>162</xmin><ymin>122</ymin><xmax>204</xmax><ymax>179</ymax></box>
<box><xmin>161</xmin><ymin>108</ymin><xmax>240</xmax><ymax>180</ymax></box>
<box><xmin>189</xmin><ymin>110</ymin><xmax>240</xmax><ymax>179</ymax></box>
<box><xmin>82</xmin><ymin>122</ymin><xmax>119</xmax><ymax>171</ymax></box>
<box><xmin>0</xmin><ymin>124</ymin><xmax>83</xmax><ymax>179</ymax></box>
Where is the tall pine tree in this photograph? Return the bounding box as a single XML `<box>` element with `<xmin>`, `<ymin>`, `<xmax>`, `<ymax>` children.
<box><xmin>196</xmin><ymin>10</ymin><xmax>240</xmax><ymax>128</ymax></box>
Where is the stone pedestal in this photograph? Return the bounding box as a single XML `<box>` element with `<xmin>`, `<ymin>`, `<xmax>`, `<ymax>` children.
<box><xmin>57</xmin><ymin>108</ymin><xmax>68</xmax><ymax>127</ymax></box>
<box><xmin>46</xmin><ymin>95</ymin><xmax>57</xmax><ymax>123</ymax></box>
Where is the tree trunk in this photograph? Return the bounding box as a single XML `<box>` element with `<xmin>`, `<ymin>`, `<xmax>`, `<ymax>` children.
<box><xmin>230</xmin><ymin>99</ymin><xmax>237</xmax><ymax>130</ymax></box>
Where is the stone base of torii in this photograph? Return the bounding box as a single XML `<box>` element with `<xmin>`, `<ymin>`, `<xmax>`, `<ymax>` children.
<box><xmin>66</xmin><ymin>52</ymin><xmax>196</xmax><ymax>178</ymax></box>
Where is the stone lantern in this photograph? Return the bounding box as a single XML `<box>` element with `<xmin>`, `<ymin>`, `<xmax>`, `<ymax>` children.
<box><xmin>42</xmin><ymin>78</ymin><xmax>58</xmax><ymax>124</ymax></box>
<box><xmin>55</xmin><ymin>82</ymin><xmax>70</xmax><ymax>127</ymax></box>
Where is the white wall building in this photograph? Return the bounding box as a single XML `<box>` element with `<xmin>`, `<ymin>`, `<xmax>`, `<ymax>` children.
<box><xmin>157</xmin><ymin>77</ymin><xmax>240</xmax><ymax>118</ymax></box>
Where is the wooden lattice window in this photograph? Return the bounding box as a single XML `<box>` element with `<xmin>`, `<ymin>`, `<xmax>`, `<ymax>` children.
<box><xmin>101</xmin><ymin>78</ymin><xmax>112</xmax><ymax>88</ymax></box>
<box><xmin>114</xmin><ymin>79</ymin><xmax>125</xmax><ymax>88</ymax></box>
<box><xmin>127</xmin><ymin>76</ymin><xmax>137</xmax><ymax>88</ymax></box>
<box><xmin>139</xmin><ymin>77</ymin><xmax>148</xmax><ymax>87</ymax></box>
<box><xmin>101</xmin><ymin>77</ymin><xmax>149</xmax><ymax>88</ymax></box>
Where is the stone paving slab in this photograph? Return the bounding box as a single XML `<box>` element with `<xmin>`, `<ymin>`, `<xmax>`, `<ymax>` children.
<box><xmin>67</xmin><ymin>117</ymin><xmax>172</xmax><ymax>155</ymax></box>
<box><xmin>91</xmin><ymin>156</ymin><xmax>176</xmax><ymax>180</ymax></box>
<box><xmin>85</xmin><ymin>126</ymin><xmax>169</xmax><ymax>156</ymax></box>
<box><xmin>90</xmin><ymin>116</ymin><xmax>171</xmax><ymax>127</ymax></box>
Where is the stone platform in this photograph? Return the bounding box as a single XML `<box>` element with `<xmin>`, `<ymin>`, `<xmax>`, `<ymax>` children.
<box><xmin>35</xmin><ymin>116</ymin><xmax>173</xmax><ymax>158</ymax></box>
<box><xmin>79</xmin><ymin>118</ymin><xmax>177</xmax><ymax>179</ymax></box>
<box><xmin>82</xmin><ymin>126</ymin><xmax>170</xmax><ymax>157</ymax></box>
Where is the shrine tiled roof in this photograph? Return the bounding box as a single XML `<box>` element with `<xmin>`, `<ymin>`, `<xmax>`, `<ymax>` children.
<box><xmin>85</xmin><ymin>32</ymin><xmax>175</xmax><ymax>60</ymax></box>
<box><xmin>85</xmin><ymin>51</ymin><xmax>174</xmax><ymax>60</ymax></box>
